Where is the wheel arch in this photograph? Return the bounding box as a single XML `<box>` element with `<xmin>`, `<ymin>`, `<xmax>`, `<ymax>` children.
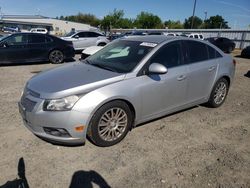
<box><xmin>219</xmin><ymin>75</ymin><xmax>231</xmax><ymax>87</ymax></box>
<box><xmin>88</xmin><ymin>98</ymin><xmax>136</xmax><ymax>128</ymax></box>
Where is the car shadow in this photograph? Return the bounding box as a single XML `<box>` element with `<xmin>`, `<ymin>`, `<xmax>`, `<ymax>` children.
<box><xmin>0</xmin><ymin>58</ymin><xmax>76</xmax><ymax>67</ymax></box>
<box><xmin>69</xmin><ymin>170</ymin><xmax>111</xmax><ymax>188</ymax></box>
<box><xmin>244</xmin><ymin>70</ymin><xmax>250</xmax><ymax>78</ymax></box>
<box><xmin>234</xmin><ymin>55</ymin><xmax>250</xmax><ymax>59</ymax></box>
<box><xmin>0</xmin><ymin>157</ymin><xmax>111</xmax><ymax>188</ymax></box>
<box><xmin>0</xmin><ymin>157</ymin><xmax>30</xmax><ymax>188</ymax></box>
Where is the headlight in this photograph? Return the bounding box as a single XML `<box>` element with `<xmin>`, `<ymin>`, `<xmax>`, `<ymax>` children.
<box><xmin>43</xmin><ymin>95</ymin><xmax>79</xmax><ymax>111</ymax></box>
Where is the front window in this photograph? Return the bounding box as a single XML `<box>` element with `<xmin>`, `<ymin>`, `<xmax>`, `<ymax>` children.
<box><xmin>86</xmin><ymin>40</ymin><xmax>155</xmax><ymax>73</ymax></box>
<box><xmin>4</xmin><ymin>34</ymin><xmax>28</xmax><ymax>45</ymax></box>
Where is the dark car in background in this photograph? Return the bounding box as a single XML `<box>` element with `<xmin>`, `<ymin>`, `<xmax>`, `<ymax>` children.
<box><xmin>206</xmin><ymin>37</ymin><xmax>235</xmax><ymax>53</ymax></box>
<box><xmin>0</xmin><ymin>33</ymin><xmax>74</xmax><ymax>65</ymax></box>
<box><xmin>241</xmin><ymin>46</ymin><xmax>250</xmax><ymax>58</ymax></box>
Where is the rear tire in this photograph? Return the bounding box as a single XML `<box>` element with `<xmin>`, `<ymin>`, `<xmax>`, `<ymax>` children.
<box><xmin>88</xmin><ymin>101</ymin><xmax>132</xmax><ymax>147</ymax></box>
<box><xmin>206</xmin><ymin>78</ymin><xmax>229</xmax><ymax>108</ymax></box>
<box><xmin>49</xmin><ymin>50</ymin><xmax>64</xmax><ymax>64</ymax></box>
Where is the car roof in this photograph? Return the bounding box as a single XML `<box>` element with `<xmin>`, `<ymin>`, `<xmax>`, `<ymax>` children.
<box><xmin>121</xmin><ymin>35</ymin><xmax>174</xmax><ymax>44</ymax></box>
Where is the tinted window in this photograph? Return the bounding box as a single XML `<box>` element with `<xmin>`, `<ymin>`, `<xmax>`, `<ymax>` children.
<box><xmin>186</xmin><ymin>41</ymin><xmax>208</xmax><ymax>63</ymax></box>
<box><xmin>150</xmin><ymin>42</ymin><xmax>182</xmax><ymax>68</ymax></box>
<box><xmin>76</xmin><ymin>32</ymin><xmax>87</xmax><ymax>38</ymax></box>
<box><xmin>207</xmin><ymin>45</ymin><xmax>216</xmax><ymax>59</ymax></box>
<box><xmin>28</xmin><ymin>34</ymin><xmax>46</xmax><ymax>43</ymax></box>
<box><xmin>87</xmin><ymin>32</ymin><xmax>100</xmax><ymax>37</ymax></box>
<box><xmin>194</xmin><ymin>35</ymin><xmax>199</xmax><ymax>38</ymax></box>
<box><xmin>5</xmin><ymin>34</ymin><xmax>28</xmax><ymax>45</ymax></box>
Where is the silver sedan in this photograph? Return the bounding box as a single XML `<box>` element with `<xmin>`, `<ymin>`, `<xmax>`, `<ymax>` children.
<box><xmin>19</xmin><ymin>36</ymin><xmax>235</xmax><ymax>147</ymax></box>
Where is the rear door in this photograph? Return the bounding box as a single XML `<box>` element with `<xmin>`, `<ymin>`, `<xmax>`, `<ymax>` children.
<box><xmin>0</xmin><ymin>34</ymin><xmax>28</xmax><ymax>64</ymax></box>
<box><xmin>27</xmin><ymin>34</ymin><xmax>48</xmax><ymax>62</ymax></box>
<box><xmin>184</xmin><ymin>40</ymin><xmax>219</xmax><ymax>103</ymax></box>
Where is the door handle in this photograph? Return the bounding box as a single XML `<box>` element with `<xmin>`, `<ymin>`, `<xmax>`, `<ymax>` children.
<box><xmin>177</xmin><ymin>75</ymin><xmax>186</xmax><ymax>81</ymax></box>
<box><xmin>208</xmin><ymin>66</ymin><xmax>216</xmax><ymax>72</ymax></box>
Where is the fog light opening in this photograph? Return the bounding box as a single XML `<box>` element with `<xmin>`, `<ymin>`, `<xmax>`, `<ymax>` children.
<box><xmin>43</xmin><ymin>127</ymin><xmax>71</xmax><ymax>138</ymax></box>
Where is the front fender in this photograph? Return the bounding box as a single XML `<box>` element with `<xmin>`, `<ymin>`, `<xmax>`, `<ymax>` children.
<box><xmin>73</xmin><ymin>80</ymin><xmax>141</xmax><ymax>127</ymax></box>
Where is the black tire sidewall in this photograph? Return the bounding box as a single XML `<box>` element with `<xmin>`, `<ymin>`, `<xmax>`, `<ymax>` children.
<box><xmin>49</xmin><ymin>50</ymin><xmax>64</xmax><ymax>64</ymax></box>
<box><xmin>208</xmin><ymin>78</ymin><xmax>229</xmax><ymax>108</ymax></box>
<box><xmin>88</xmin><ymin>101</ymin><xmax>132</xmax><ymax>147</ymax></box>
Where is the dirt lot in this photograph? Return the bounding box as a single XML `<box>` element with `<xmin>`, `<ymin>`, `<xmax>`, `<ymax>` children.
<box><xmin>0</xmin><ymin>55</ymin><xmax>250</xmax><ymax>188</ymax></box>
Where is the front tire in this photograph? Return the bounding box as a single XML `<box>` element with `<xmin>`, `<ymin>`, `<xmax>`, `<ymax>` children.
<box><xmin>49</xmin><ymin>50</ymin><xmax>64</xmax><ymax>64</ymax></box>
<box><xmin>207</xmin><ymin>78</ymin><xmax>229</xmax><ymax>108</ymax></box>
<box><xmin>88</xmin><ymin>101</ymin><xmax>133</xmax><ymax>147</ymax></box>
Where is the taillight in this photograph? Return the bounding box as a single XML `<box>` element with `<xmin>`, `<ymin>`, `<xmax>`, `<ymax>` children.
<box><xmin>233</xmin><ymin>59</ymin><xmax>236</xmax><ymax>66</ymax></box>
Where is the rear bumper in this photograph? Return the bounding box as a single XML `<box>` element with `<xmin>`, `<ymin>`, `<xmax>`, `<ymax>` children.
<box><xmin>64</xmin><ymin>47</ymin><xmax>75</xmax><ymax>59</ymax></box>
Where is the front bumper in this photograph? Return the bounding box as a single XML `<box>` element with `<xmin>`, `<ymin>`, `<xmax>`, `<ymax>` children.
<box><xmin>18</xmin><ymin>95</ymin><xmax>90</xmax><ymax>145</ymax></box>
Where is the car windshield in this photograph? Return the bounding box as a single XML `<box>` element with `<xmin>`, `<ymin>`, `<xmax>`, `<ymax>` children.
<box><xmin>64</xmin><ymin>31</ymin><xmax>76</xmax><ymax>37</ymax></box>
<box><xmin>86</xmin><ymin>40</ymin><xmax>156</xmax><ymax>73</ymax></box>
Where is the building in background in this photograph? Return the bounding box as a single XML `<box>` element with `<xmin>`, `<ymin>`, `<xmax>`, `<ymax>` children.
<box><xmin>0</xmin><ymin>15</ymin><xmax>97</xmax><ymax>35</ymax></box>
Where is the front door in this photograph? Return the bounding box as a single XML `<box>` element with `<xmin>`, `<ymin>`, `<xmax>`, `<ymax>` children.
<box><xmin>139</xmin><ymin>41</ymin><xmax>188</xmax><ymax>120</ymax></box>
<box><xmin>0</xmin><ymin>34</ymin><xmax>28</xmax><ymax>64</ymax></box>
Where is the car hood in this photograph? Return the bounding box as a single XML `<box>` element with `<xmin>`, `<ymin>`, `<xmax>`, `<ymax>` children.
<box><xmin>27</xmin><ymin>62</ymin><xmax>125</xmax><ymax>99</ymax></box>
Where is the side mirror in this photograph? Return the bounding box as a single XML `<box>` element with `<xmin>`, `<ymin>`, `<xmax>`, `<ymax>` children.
<box><xmin>148</xmin><ymin>63</ymin><xmax>167</xmax><ymax>74</ymax></box>
<box><xmin>73</xmin><ymin>35</ymin><xmax>79</xmax><ymax>39</ymax></box>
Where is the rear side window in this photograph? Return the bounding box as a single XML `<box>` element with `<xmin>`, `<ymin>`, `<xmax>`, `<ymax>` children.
<box><xmin>77</xmin><ymin>32</ymin><xmax>88</xmax><ymax>38</ymax></box>
<box><xmin>28</xmin><ymin>34</ymin><xmax>46</xmax><ymax>43</ymax></box>
<box><xmin>207</xmin><ymin>45</ymin><xmax>222</xmax><ymax>59</ymax></box>
<box><xmin>150</xmin><ymin>41</ymin><xmax>182</xmax><ymax>68</ymax></box>
<box><xmin>186</xmin><ymin>41</ymin><xmax>208</xmax><ymax>63</ymax></box>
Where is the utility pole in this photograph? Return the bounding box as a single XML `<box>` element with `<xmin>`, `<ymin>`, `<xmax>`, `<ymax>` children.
<box><xmin>191</xmin><ymin>0</ymin><xmax>197</xmax><ymax>29</ymax></box>
<box><xmin>204</xmin><ymin>11</ymin><xmax>207</xmax><ymax>21</ymax></box>
<box><xmin>204</xmin><ymin>11</ymin><xmax>207</xmax><ymax>29</ymax></box>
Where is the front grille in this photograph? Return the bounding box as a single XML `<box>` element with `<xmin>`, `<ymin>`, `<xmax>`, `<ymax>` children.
<box><xmin>21</xmin><ymin>97</ymin><xmax>37</xmax><ymax>112</ymax></box>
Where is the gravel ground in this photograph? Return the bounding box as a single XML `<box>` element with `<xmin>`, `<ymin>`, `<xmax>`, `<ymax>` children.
<box><xmin>0</xmin><ymin>55</ymin><xmax>250</xmax><ymax>188</ymax></box>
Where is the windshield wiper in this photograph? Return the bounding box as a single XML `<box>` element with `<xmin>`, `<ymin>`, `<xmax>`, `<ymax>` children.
<box><xmin>84</xmin><ymin>59</ymin><xmax>91</xmax><ymax>64</ymax></box>
<box><xmin>91</xmin><ymin>63</ymin><xmax>118</xmax><ymax>73</ymax></box>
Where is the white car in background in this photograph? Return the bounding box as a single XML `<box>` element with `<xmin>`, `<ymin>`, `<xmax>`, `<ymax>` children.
<box><xmin>80</xmin><ymin>46</ymin><xmax>104</xmax><ymax>60</ymax></box>
<box><xmin>62</xmin><ymin>30</ymin><xmax>109</xmax><ymax>51</ymax></box>
<box><xmin>188</xmin><ymin>33</ymin><xmax>204</xmax><ymax>40</ymax></box>
<box><xmin>30</xmin><ymin>28</ymin><xmax>48</xmax><ymax>34</ymax></box>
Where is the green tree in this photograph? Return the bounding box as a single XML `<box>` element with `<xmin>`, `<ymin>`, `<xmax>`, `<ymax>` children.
<box><xmin>134</xmin><ymin>11</ymin><xmax>163</xmax><ymax>29</ymax></box>
<box><xmin>100</xmin><ymin>9</ymin><xmax>126</xmax><ymax>30</ymax></box>
<box><xmin>164</xmin><ymin>20</ymin><xmax>183</xmax><ymax>29</ymax></box>
<box><xmin>59</xmin><ymin>13</ymin><xmax>101</xmax><ymax>27</ymax></box>
<box><xmin>204</xmin><ymin>15</ymin><xmax>230</xmax><ymax>29</ymax></box>
<box><xmin>184</xmin><ymin>16</ymin><xmax>203</xmax><ymax>29</ymax></box>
